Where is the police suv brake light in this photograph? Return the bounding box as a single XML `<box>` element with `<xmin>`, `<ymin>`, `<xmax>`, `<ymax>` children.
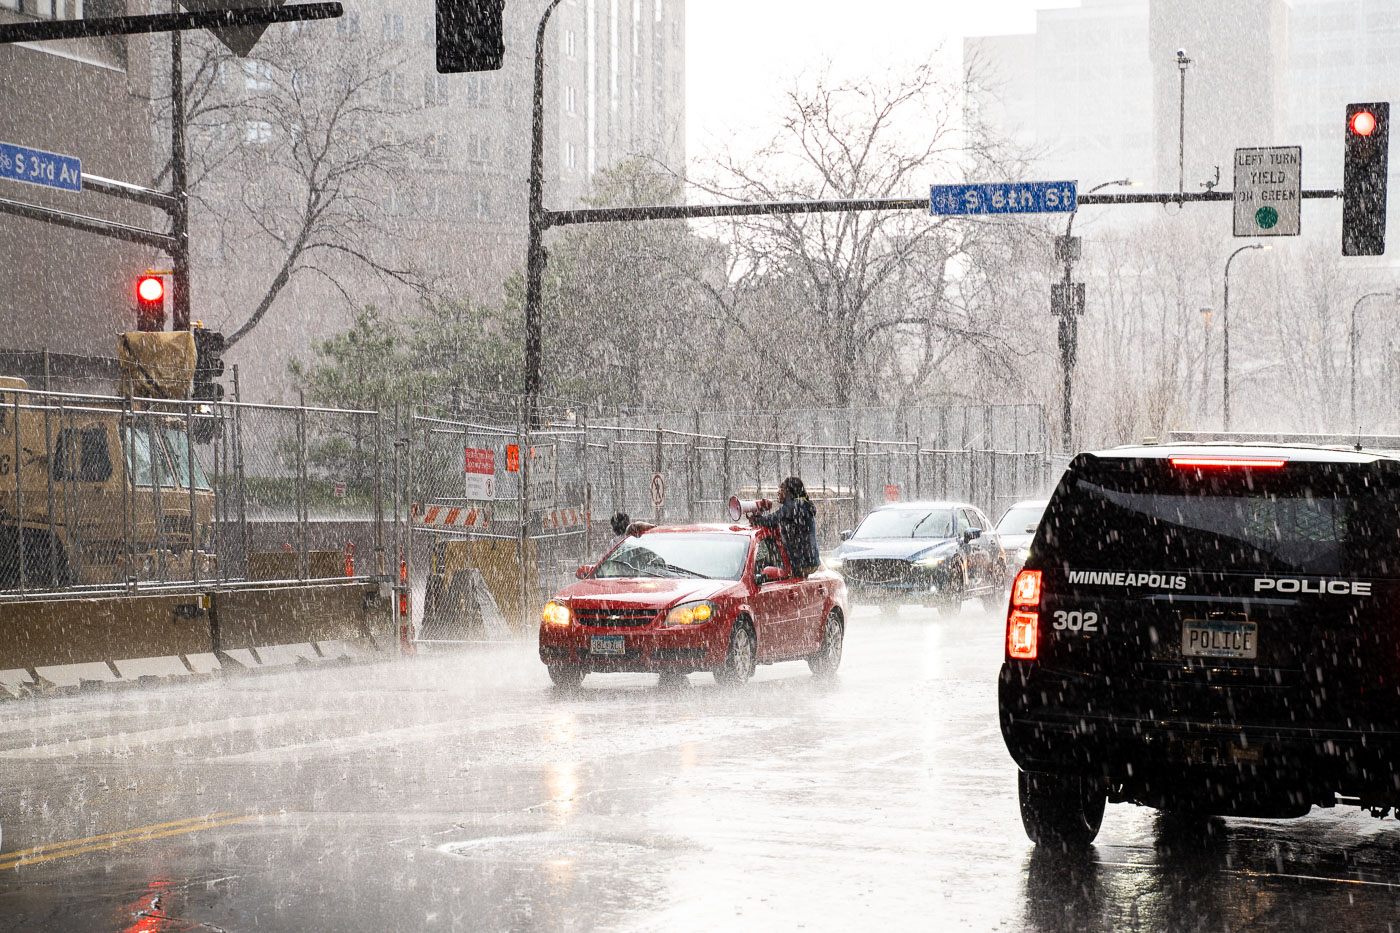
<box><xmin>1007</xmin><ymin>569</ymin><xmax>1042</xmax><ymax>660</ymax></box>
<box><xmin>1169</xmin><ymin>457</ymin><xmax>1286</xmax><ymax>469</ymax></box>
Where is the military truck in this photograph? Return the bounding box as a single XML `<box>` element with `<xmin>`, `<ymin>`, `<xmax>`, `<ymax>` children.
<box><xmin>0</xmin><ymin>332</ymin><xmax>217</xmax><ymax>588</ymax></box>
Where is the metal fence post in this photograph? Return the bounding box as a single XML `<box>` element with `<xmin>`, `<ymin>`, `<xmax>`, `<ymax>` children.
<box><xmin>722</xmin><ymin>435</ymin><xmax>731</xmax><ymax>502</ymax></box>
<box><xmin>233</xmin><ymin>366</ymin><xmax>248</xmax><ymax>580</ymax></box>
<box><xmin>42</xmin><ymin>392</ymin><xmax>58</xmax><ymax>583</ymax></box>
<box><xmin>147</xmin><ymin>416</ymin><xmax>166</xmax><ymax>583</ymax></box>
<box><xmin>187</xmin><ymin>405</ymin><xmax>199</xmax><ymax>586</ymax></box>
<box><xmin>297</xmin><ymin>392</ymin><xmax>308</xmax><ymax>581</ymax></box>
<box><xmin>13</xmin><ymin>390</ymin><xmax>25</xmax><ymax>591</ymax></box>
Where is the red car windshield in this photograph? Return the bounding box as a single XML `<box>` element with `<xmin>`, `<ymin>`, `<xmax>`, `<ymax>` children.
<box><xmin>596</xmin><ymin>533</ymin><xmax>751</xmax><ymax>580</ymax></box>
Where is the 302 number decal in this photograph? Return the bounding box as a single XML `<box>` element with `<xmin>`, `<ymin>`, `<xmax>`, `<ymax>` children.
<box><xmin>1052</xmin><ymin>610</ymin><xmax>1099</xmax><ymax>632</ymax></box>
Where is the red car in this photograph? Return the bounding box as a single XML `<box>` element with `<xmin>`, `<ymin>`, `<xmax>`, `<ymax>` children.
<box><xmin>538</xmin><ymin>523</ymin><xmax>848</xmax><ymax>687</ymax></box>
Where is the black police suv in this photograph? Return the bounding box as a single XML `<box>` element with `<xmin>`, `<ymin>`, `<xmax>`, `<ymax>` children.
<box><xmin>1001</xmin><ymin>443</ymin><xmax>1400</xmax><ymax>845</ymax></box>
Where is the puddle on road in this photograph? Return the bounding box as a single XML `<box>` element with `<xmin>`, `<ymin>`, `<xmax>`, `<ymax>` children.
<box><xmin>439</xmin><ymin>831</ymin><xmax>665</xmax><ymax>864</ymax></box>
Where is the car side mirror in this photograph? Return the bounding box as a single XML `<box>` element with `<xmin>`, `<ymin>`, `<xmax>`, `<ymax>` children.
<box><xmin>839</xmin><ymin>530</ymin><xmax>853</xmax><ymax>541</ymax></box>
<box><xmin>963</xmin><ymin>528</ymin><xmax>982</xmax><ymax>543</ymax></box>
<box><xmin>575</xmin><ymin>564</ymin><xmax>594</xmax><ymax>579</ymax></box>
<box><xmin>756</xmin><ymin>566</ymin><xmax>784</xmax><ymax>585</ymax></box>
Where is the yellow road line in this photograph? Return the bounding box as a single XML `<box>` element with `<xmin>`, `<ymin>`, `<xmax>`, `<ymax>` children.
<box><xmin>0</xmin><ymin>812</ymin><xmax>258</xmax><ymax>871</ymax></box>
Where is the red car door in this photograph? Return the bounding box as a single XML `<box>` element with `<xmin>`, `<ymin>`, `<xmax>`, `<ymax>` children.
<box><xmin>749</xmin><ymin>534</ymin><xmax>804</xmax><ymax>661</ymax></box>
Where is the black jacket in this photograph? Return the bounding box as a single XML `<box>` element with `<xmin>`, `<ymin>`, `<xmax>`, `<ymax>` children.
<box><xmin>751</xmin><ymin>496</ymin><xmax>820</xmax><ymax>573</ymax></box>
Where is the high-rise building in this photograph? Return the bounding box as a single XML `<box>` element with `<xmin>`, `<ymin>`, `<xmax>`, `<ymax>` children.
<box><xmin>0</xmin><ymin>0</ymin><xmax>686</xmax><ymax>400</ymax></box>
<box><xmin>0</xmin><ymin>0</ymin><xmax>161</xmax><ymax>391</ymax></box>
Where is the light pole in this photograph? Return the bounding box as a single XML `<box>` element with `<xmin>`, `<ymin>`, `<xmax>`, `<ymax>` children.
<box><xmin>1176</xmin><ymin>49</ymin><xmax>1191</xmax><ymax>197</ymax></box>
<box><xmin>1222</xmin><ymin>243</ymin><xmax>1270</xmax><ymax>432</ymax></box>
<box><xmin>1350</xmin><ymin>290</ymin><xmax>1399</xmax><ymax>426</ymax></box>
<box><xmin>1057</xmin><ymin>178</ymin><xmax>1139</xmax><ymax>453</ymax></box>
<box><xmin>525</xmin><ymin>0</ymin><xmax>566</xmax><ymax>430</ymax></box>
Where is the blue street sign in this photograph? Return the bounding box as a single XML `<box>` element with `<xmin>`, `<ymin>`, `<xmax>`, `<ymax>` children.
<box><xmin>0</xmin><ymin>141</ymin><xmax>82</xmax><ymax>193</ymax></box>
<box><xmin>930</xmin><ymin>180</ymin><xmax>1077</xmax><ymax>216</ymax></box>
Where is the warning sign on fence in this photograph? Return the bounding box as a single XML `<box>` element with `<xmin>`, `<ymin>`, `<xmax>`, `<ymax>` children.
<box><xmin>464</xmin><ymin>447</ymin><xmax>495</xmax><ymax>500</ymax></box>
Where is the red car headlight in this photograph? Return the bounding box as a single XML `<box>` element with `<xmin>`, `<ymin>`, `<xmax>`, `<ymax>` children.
<box><xmin>663</xmin><ymin>600</ymin><xmax>717</xmax><ymax>626</ymax></box>
<box><xmin>542</xmin><ymin>601</ymin><xmax>571</xmax><ymax>627</ymax></box>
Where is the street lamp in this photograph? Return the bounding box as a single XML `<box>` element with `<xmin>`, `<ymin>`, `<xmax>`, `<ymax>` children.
<box><xmin>1222</xmin><ymin>243</ymin><xmax>1271</xmax><ymax>432</ymax></box>
<box><xmin>1350</xmin><ymin>290</ymin><xmax>1400</xmax><ymax>426</ymax></box>
<box><xmin>1057</xmin><ymin>178</ymin><xmax>1140</xmax><ymax>453</ymax></box>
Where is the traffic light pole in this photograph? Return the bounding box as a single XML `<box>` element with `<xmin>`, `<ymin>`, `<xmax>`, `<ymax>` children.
<box><xmin>523</xmin><ymin>0</ymin><xmax>565</xmax><ymax>431</ymax></box>
<box><xmin>170</xmin><ymin>9</ymin><xmax>192</xmax><ymax>331</ymax></box>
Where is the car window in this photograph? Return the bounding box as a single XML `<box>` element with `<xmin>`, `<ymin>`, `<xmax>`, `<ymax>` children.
<box><xmin>755</xmin><ymin>536</ymin><xmax>787</xmax><ymax>576</ymax></box>
<box><xmin>961</xmin><ymin>509</ymin><xmax>980</xmax><ymax>532</ymax></box>
<box><xmin>1039</xmin><ymin>459</ymin><xmax>1400</xmax><ymax>575</ymax></box>
<box><xmin>596</xmin><ymin>532</ymin><xmax>751</xmax><ymax>580</ymax></box>
<box><xmin>855</xmin><ymin>508</ymin><xmax>954</xmax><ymax>539</ymax></box>
<box><xmin>996</xmin><ymin>504</ymin><xmax>1045</xmax><ymax>534</ymax></box>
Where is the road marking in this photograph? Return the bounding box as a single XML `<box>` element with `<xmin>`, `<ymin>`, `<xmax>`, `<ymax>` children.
<box><xmin>0</xmin><ymin>710</ymin><xmax>345</xmax><ymax>760</ymax></box>
<box><xmin>0</xmin><ymin>812</ymin><xmax>258</xmax><ymax>871</ymax></box>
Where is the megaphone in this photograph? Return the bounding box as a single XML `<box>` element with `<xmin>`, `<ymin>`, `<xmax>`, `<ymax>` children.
<box><xmin>728</xmin><ymin>496</ymin><xmax>771</xmax><ymax>521</ymax></box>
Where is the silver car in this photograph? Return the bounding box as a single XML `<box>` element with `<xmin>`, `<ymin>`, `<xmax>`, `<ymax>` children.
<box><xmin>994</xmin><ymin>499</ymin><xmax>1048</xmax><ymax>583</ymax></box>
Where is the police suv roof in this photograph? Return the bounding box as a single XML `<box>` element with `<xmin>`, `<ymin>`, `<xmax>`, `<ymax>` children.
<box><xmin>1085</xmin><ymin>442</ymin><xmax>1400</xmax><ymax>465</ymax></box>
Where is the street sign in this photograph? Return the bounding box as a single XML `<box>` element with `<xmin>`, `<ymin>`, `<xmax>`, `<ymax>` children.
<box><xmin>333</xmin><ymin>481</ymin><xmax>347</xmax><ymax>498</ymax></box>
<box><xmin>650</xmin><ymin>473</ymin><xmax>666</xmax><ymax>509</ymax></box>
<box><xmin>178</xmin><ymin>0</ymin><xmax>287</xmax><ymax>55</ymax></box>
<box><xmin>884</xmin><ymin>484</ymin><xmax>899</xmax><ymax>503</ymax></box>
<box><xmin>464</xmin><ymin>447</ymin><xmax>495</xmax><ymax>500</ymax></box>
<box><xmin>1234</xmin><ymin>146</ymin><xmax>1301</xmax><ymax>237</ymax></box>
<box><xmin>1050</xmin><ymin>283</ymin><xmax>1085</xmax><ymax>316</ymax></box>
<box><xmin>0</xmin><ymin>142</ymin><xmax>81</xmax><ymax>192</ymax></box>
<box><xmin>505</xmin><ymin>444</ymin><xmax>519</xmax><ymax>472</ymax></box>
<box><xmin>931</xmin><ymin>181</ymin><xmax>1077</xmax><ymax>216</ymax></box>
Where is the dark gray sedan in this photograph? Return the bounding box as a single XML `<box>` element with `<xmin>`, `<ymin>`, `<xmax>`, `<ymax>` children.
<box><xmin>826</xmin><ymin>501</ymin><xmax>1006</xmax><ymax>615</ymax></box>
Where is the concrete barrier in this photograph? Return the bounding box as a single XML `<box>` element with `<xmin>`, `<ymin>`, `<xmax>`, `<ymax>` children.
<box><xmin>0</xmin><ymin>581</ymin><xmax>391</xmax><ymax>697</ymax></box>
<box><xmin>0</xmin><ymin>593</ymin><xmax>216</xmax><ymax>671</ymax></box>
<box><xmin>214</xmin><ymin>583</ymin><xmax>383</xmax><ymax>652</ymax></box>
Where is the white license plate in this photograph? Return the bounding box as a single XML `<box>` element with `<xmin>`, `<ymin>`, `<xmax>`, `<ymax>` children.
<box><xmin>590</xmin><ymin>635</ymin><xmax>626</xmax><ymax>656</ymax></box>
<box><xmin>1182</xmin><ymin>620</ymin><xmax>1258</xmax><ymax>659</ymax></box>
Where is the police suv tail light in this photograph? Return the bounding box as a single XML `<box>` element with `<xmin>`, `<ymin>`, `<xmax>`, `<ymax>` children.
<box><xmin>1007</xmin><ymin>569</ymin><xmax>1043</xmax><ymax>660</ymax></box>
<box><xmin>1169</xmin><ymin>456</ymin><xmax>1286</xmax><ymax>469</ymax></box>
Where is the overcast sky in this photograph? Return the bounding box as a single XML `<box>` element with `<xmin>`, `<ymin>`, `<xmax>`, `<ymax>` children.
<box><xmin>684</xmin><ymin>0</ymin><xmax>1080</xmax><ymax>164</ymax></box>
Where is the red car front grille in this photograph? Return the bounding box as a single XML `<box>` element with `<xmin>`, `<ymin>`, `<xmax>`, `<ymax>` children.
<box><xmin>573</xmin><ymin>608</ymin><xmax>658</xmax><ymax>628</ymax></box>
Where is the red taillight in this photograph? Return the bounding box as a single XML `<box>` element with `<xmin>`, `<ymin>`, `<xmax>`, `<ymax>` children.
<box><xmin>1169</xmin><ymin>456</ymin><xmax>1286</xmax><ymax>469</ymax></box>
<box><xmin>1008</xmin><ymin>610</ymin><xmax>1038</xmax><ymax>659</ymax></box>
<box><xmin>1011</xmin><ymin>569</ymin><xmax>1042</xmax><ymax>607</ymax></box>
<box><xmin>1006</xmin><ymin>569</ymin><xmax>1043</xmax><ymax>660</ymax></box>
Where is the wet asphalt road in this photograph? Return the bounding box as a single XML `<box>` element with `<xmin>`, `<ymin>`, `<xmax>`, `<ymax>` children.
<box><xmin>3</xmin><ymin>602</ymin><xmax>1400</xmax><ymax>931</ymax></box>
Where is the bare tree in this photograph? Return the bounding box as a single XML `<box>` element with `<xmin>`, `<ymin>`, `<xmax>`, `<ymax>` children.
<box><xmin>159</xmin><ymin>25</ymin><xmax>427</xmax><ymax>349</ymax></box>
<box><xmin>688</xmin><ymin>62</ymin><xmax>1035</xmax><ymax>410</ymax></box>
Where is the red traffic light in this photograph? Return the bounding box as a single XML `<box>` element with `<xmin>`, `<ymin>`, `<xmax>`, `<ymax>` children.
<box><xmin>1350</xmin><ymin>109</ymin><xmax>1377</xmax><ymax>136</ymax></box>
<box><xmin>137</xmin><ymin>276</ymin><xmax>165</xmax><ymax>302</ymax></box>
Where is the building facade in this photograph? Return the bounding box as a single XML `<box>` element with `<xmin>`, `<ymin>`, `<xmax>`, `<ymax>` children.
<box><xmin>0</xmin><ymin>0</ymin><xmax>161</xmax><ymax>392</ymax></box>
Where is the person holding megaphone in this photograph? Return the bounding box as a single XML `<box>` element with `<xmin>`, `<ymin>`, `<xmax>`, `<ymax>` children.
<box><xmin>746</xmin><ymin>476</ymin><xmax>821</xmax><ymax>577</ymax></box>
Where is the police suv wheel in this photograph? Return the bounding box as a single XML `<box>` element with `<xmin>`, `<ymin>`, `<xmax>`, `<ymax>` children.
<box><xmin>1018</xmin><ymin>770</ymin><xmax>1106</xmax><ymax>847</ymax></box>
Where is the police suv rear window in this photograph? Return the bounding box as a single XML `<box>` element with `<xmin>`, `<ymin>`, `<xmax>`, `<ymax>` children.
<box><xmin>1038</xmin><ymin>459</ymin><xmax>1400</xmax><ymax>576</ymax></box>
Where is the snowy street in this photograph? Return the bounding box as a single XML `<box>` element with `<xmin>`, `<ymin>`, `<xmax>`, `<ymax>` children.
<box><xmin>3</xmin><ymin>605</ymin><xmax>1400</xmax><ymax>931</ymax></box>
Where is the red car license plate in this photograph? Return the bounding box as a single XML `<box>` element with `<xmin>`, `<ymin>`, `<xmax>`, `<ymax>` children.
<box><xmin>590</xmin><ymin>635</ymin><xmax>625</xmax><ymax>656</ymax></box>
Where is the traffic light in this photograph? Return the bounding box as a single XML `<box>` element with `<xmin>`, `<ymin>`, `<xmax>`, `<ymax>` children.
<box><xmin>192</xmin><ymin>326</ymin><xmax>225</xmax><ymax>404</ymax></box>
<box><xmin>136</xmin><ymin>275</ymin><xmax>166</xmax><ymax>331</ymax></box>
<box><xmin>436</xmin><ymin>0</ymin><xmax>504</xmax><ymax>74</ymax></box>
<box><xmin>1343</xmin><ymin>102</ymin><xmax>1389</xmax><ymax>256</ymax></box>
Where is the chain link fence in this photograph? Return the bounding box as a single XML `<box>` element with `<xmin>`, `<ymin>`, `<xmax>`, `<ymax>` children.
<box><xmin>406</xmin><ymin>406</ymin><xmax>1053</xmax><ymax>642</ymax></box>
<box><xmin>0</xmin><ymin>384</ymin><xmax>1050</xmax><ymax>641</ymax></box>
<box><xmin>0</xmin><ymin>384</ymin><xmax>385</xmax><ymax>599</ymax></box>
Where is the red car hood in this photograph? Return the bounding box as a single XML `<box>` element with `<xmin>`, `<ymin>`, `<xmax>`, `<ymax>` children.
<box><xmin>557</xmin><ymin>576</ymin><xmax>736</xmax><ymax>609</ymax></box>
